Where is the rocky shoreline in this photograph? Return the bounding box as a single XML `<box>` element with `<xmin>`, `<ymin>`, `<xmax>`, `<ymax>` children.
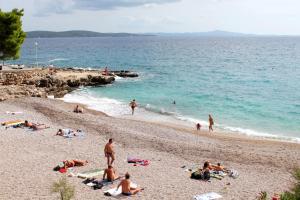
<box><xmin>0</xmin><ymin>67</ymin><xmax>138</xmax><ymax>101</ymax></box>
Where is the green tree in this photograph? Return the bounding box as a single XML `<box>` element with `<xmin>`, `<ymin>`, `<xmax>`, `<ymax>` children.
<box><xmin>0</xmin><ymin>8</ymin><xmax>26</xmax><ymax>64</ymax></box>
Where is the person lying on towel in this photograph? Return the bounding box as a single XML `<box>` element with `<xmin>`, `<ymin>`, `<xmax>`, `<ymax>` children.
<box><xmin>103</xmin><ymin>165</ymin><xmax>119</xmax><ymax>182</ymax></box>
<box><xmin>63</xmin><ymin>160</ymin><xmax>88</xmax><ymax>169</ymax></box>
<box><xmin>117</xmin><ymin>173</ymin><xmax>142</xmax><ymax>196</ymax></box>
<box><xmin>212</xmin><ymin>163</ymin><xmax>225</xmax><ymax>171</ymax></box>
<box><xmin>24</xmin><ymin>120</ymin><xmax>49</xmax><ymax>131</ymax></box>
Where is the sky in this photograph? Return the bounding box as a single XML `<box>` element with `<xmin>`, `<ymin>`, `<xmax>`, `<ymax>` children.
<box><xmin>1</xmin><ymin>0</ymin><xmax>300</xmax><ymax>35</ymax></box>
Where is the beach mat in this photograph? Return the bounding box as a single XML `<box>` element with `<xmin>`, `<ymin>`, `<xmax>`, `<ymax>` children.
<box><xmin>104</xmin><ymin>183</ymin><xmax>137</xmax><ymax>197</ymax></box>
<box><xmin>77</xmin><ymin>169</ymin><xmax>104</xmax><ymax>179</ymax></box>
<box><xmin>6</xmin><ymin>111</ymin><xmax>23</xmax><ymax>115</ymax></box>
<box><xmin>193</xmin><ymin>192</ymin><xmax>222</xmax><ymax>200</ymax></box>
<box><xmin>1</xmin><ymin>120</ymin><xmax>23</xmax><ymax>126</ymax></box>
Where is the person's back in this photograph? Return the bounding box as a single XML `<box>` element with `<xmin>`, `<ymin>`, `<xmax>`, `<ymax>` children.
<box><xmin>106</xmin><ymin>167</ymin><xmax>115</xmax><ymax>181</ymax></box>
<box><xmin>121</xmin><ymin>179</ymin><xmax>131</xmax><ymax>193</ymax></box>
<box><xmin>117</xmin><ymin>173</ymin><xmax>142</xmax><ymax>196</ymax></box>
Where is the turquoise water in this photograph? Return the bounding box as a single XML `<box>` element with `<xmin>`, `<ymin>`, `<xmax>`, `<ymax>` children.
<box><xmin>11</xmin><ymin>36</ymin><xmax>300</xmax><ymax>140</ymax></box>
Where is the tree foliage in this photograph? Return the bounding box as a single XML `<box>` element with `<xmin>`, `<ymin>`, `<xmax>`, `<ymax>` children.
<box><xmin>0</xmin><ymin>8</ymin><xmax>26</xmax><ymax>61</ymax></box>
<box><xmin>51</xmin><ymin>177</ymin><xmax>75</xmax><ymax>200</ymax></box>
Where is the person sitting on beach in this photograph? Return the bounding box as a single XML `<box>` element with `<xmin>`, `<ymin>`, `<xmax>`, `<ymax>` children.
<box><xmin>204</xmin><ymin>161</ymin><xmax>214</xmax><ymax>170</ymax></box>
<box><xmin>196</xmin><ymin>123</ymin><xmax>201</xmax><ymax>131</ymax></box>
<box><xmin>117</xmin><ymin>173</ymin><xmax>142</xmax><ymax>196</ymax></box>
<box><xmin>103</xmin><ymin>165</ymin><xmax>119</xmax><ymax>182</ymax></box>
<box><xmin>104</xmin><ymin>138</ymin><xmax>115</xmax><ymax>166</ymax></box>
<box><xmin>129</xmin><ymin>99</ymin><xmax>137</xmax><ymax>115</ymax></box>
<box><xmin>74</xmin><ymin>105</ymin><xmax>83</xmax><ymax>113</ymax></box>
<box><xmin>56</xmin><ymin>129</ymin><xmax>64</xmax><ymax>136</ymax></box>
<box><xmin>202</xmin><ymin>162</ymin><xmax>211</xmax><ymax>180</ymax></box>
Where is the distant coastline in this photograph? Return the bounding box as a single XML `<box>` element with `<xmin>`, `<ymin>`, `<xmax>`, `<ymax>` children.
<box><xmin>26</xmin><ymin>30</ymin><xmax>300</xmax><ymax>38</ymax></box>
<box><xmin>26</xmin><ymin>30</ymin><xmax>154</xmax><ymax>38</ymax></box>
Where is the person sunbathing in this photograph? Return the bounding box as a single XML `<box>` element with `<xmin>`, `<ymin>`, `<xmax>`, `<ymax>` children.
<box><xmin>117</xmin><ymin>173</ymin><xmax>142</xmax><ymax>196</ymax></box>
<box><xmin>63</xmin><ymin>160</ymin><xmax>88</xmax><ymax>169</ymax></box>
<box><xmin>74</xmin><ymin>105</ymin><xmax>83</xmax><ymax>113</ymax></box>
<box><xmin>204</xmin><ymin>161</ymin><xmax>214</xmax><ymax>170</ymax></box>
<box><xmin>24</xmin><ymin>120</ymin><xmax>33</xmax><ymax>128</ymax></box>
<box><xmin>212</xmin><ymin>163</ymin><xmax>225</xmax><ymax>171</ymax></box>
<box><xmin>103</xmin><ymin>165</ymin><xmax>119</xmax><ymax>182</ymax></box>
<box><xmin>24</xmin><ymin>120</ymin><xmax>49</xmax><ymax>131</ymax></box>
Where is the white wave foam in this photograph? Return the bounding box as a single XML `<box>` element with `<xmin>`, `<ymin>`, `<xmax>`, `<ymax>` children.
<box><xmin>62</xmin><ymin>90</ymin><xmax>300</xmax><ymax>143</ymax></box>
<box><xmin>48</xmin><ymin>58</ymin><xmax>69</xmax><ymax>63</ymax></box>
<box><xmin>63</xmin><ymin>92</ymin><xmax>128</xmax><ymax>116</ymax></box>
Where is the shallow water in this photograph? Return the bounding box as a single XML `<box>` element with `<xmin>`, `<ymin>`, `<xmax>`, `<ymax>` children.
<box><xmin>11</xmin><ymin>36</ymin><xmax>300</xmax><ymax>140</ymax></box>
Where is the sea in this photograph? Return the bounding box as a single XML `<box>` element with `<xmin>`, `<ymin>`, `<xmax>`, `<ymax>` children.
<box><xmin>9</xmin><ymin>36</ymin><xmax>300</xmax><ymax>142</ymax></box>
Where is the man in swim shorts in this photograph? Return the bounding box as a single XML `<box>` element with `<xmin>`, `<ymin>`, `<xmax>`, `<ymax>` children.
<box><xmin>209</xmin><ymin>114</ymin><xmax>214</xmax><ymax>132</ymax></box>
<box><xmin>117</xmin><ymin>173</ymin><xmax>142</xmax><ymax>196</ymax></box>
<box><xmin>104</xmin><ymin>138</ymin><xmax>115</xmax><ymax>166</ymax></box>
<box><xmin>129</xmin><ymin>99</ymin><xmax>137</xmax><ymax>115</ymax></box>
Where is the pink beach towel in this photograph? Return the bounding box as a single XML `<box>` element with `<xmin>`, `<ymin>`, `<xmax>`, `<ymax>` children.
<box><xmin>127</xmin><ymin>158</ymin><xmax>150</xmax><ymax>166</ymax></box>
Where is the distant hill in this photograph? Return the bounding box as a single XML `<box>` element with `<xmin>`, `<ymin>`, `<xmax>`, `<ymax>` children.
<box><xmin>26</xmin><ymin>30</ymin><xmax>152</xmax><ymax>38</ymax></box>
<box><xmin>154</xmin><ymin>30</ymin><xmax>255</xmax><ymax>37</ymax></box>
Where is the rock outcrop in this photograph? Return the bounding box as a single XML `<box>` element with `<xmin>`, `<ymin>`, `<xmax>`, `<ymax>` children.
<box><xmin>0</xmin><ymin>67</ymin><xmax>127</xmax><ymax>101</ymax></box>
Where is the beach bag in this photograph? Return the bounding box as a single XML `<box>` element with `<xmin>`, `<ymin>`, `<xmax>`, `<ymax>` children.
<box><xmin>191</xmin><ymin>171</ymin><xmax>203</xmax><ymax>180</ymax></box>
<box><xmin>203</xmin><ymin>171</ymin><xmax>210</xmax><ymax>180</ymax></box>
<box><xmin>92</xmin><ymin>182</ymin><xmax>103</xmax><ymax>190</ymax></box>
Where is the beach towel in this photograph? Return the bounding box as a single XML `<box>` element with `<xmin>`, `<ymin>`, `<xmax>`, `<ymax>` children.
<box><xmin>62</xmin><ymin>129</ymin><xmax>85</xmax><ymax>138</ymax></box>
<box><xmin>228</xmin><ymin>169</ymin><xmax>239</xmax><ymax>179</ymax></box>
<box><xmin>193</xmin><ymin>192</ymin><xmax>222</xmax><ymax>200</ymax></box>
<box><xmin>6</xmin><ymin>111</ymin><xmax>23</xmax><ymax>115</ymax></box>
<box><xmin>210</xmin><ymin>173</ymin><xmax>223</xmax><ymax>180</ymax></box>
<box><xmin>85</xmin><ymin>177</ymin><xmax>121</xmax><ymax>187</ymax></box>
<box><xmin>77</xmin><ymin>169</ymin><xmax>104</xmax><ymax>179</ymax></box>
<box><xmin>1</xmin><ymin>120</ymin><xmax>24</xmax><ymax>127</ymax></box>
<box><xmin>127</xmin><ymin>157</ymin><xmax>150</xmax><ymax>166</ymax></box>
<box><xmin>104</xmin><ymin>183</ymin><xmax>137</xmax><ymax>197</ymax></box>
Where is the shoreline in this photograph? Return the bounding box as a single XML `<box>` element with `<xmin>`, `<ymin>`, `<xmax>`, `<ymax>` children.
<box><xmin>1</xmin><ymin>97</ymin><xmax>299</xmax><ymax>199</ymax></box>
<box><xmin>62</xmin><ymin>91</ymin><xmax>300</xmax><ymax>144</ymax></box>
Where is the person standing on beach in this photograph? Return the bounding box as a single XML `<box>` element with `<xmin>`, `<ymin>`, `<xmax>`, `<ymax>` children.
<box><xmin>129</xmin><ymin>99</ymin><xmax>137</xmax><ymax>115</ymax></box>
<box><xmin>104</xmin><ymin>138</ymin><xmax>115</xmax><ymax>166</ymax></box>
<box><xmin>104</xmin><ymin>67</ymin><xmax>109</xmax><ymax>76</ymax></box>
<box><xmin>209</xmin><ymin>114</ymin><xmax>214</xmax><ymax>132</ymax></box>
<box><xmin>196</xmin><ymin>123</ymin><xmax>201</xmax><ymax>131</ymax></box>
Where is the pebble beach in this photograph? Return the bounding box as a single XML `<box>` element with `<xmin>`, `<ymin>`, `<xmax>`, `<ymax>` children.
<box><xmin>0</xmin><ymin>97</ymin><xmax>299</xmax><ymax>199</ymax></box>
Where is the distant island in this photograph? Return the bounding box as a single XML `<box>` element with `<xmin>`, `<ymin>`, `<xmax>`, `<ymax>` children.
<box><xmin>26</xmin><ymin>30</ymin><xmax>153</xmax><ymax>38</ymax></box>
<box><xmin>154</xmin><ymin>30</ymin><xmax>255</xmax><ymax>37</ymax></box>
<box><xmin>26</xmin><ymin>30</ymin><xmax>272</xmax><ymax>38</ymax></box>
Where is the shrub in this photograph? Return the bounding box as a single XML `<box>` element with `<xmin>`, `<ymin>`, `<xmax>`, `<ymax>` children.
<box><xmin>280</xmin><ymin>168</ymin><xmax>300</xmax><ymax>200</ymax></box>
<box><xmin>51</xmin><ymin>177</ymin><xmax>75</xmax><ymax>200</ymax></box>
